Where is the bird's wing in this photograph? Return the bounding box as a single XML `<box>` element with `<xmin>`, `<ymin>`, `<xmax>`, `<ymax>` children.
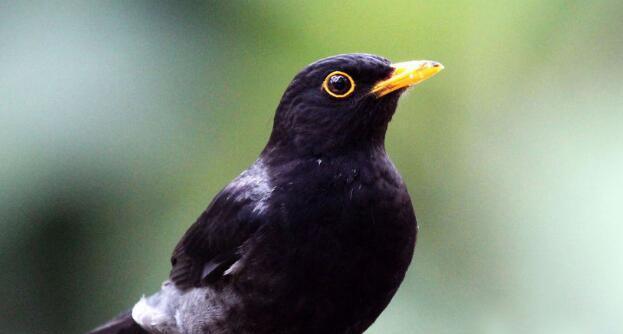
<box><xmin>87</xmin><ymin>310</ymin><xmax>147</xmax><ymax>334</ymax></box>
<box><xmin>169</xmin><ymin>165</ymin><xmax>271</xmax><ymax>289</ymax></box>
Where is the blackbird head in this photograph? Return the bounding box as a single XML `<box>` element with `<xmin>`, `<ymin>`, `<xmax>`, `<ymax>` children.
<box><xmin>267</xmin><ymin>53</ymin><xmax>443</xmax><ymax>157</ymax></box>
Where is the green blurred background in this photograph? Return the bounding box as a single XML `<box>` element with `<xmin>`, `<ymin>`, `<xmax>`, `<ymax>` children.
<box><xmin>1</xmin><ymin>1</ymin><xmax>622</xmax><ymax>333</ymax></box>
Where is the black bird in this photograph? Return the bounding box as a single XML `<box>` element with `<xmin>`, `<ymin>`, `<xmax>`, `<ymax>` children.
<box><xmin>89</xmin><ymin>53</ymin><xmax>443</xmax><ymax>334</ymax></box>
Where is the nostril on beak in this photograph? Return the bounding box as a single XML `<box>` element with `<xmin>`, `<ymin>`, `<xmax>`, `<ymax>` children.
<box><xmin>431</xmin><ymin>62</ymin><xmax>444</xmax><ymax>70</ymax></box>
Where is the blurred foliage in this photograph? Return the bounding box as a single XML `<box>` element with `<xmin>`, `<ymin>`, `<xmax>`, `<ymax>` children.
<box><xmin>1</xmin><ymin>1</ymin><xmax>622</xmax><ymax>333</ymax></box>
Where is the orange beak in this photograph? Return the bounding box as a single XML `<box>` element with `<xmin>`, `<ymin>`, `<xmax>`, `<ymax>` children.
<box><xmin>371</xmin><ymin>60</ymin><xmax>444</xmax><ymax>97</ymax></box>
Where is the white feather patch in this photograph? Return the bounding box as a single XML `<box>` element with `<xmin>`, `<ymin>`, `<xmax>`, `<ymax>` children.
<box><xmin>132</xmin><ymin>295</ymin><xmax>175</xmax><ymax>332</ymax></box>
<box><xmin>226</xmin><ymin>158</ymin><xmax>274</xmax><ymax>214</ymax></box>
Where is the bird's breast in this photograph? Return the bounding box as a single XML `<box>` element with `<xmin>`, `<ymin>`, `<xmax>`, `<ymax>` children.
<box><xmin>265</xmin><ymin>153</ymin><xmax>415</xmax><ymax>261</ymax></box>
<box><xmin>224</xmin><ymin>154</ymin><xmax>417</xmax><ymax>333</ymax></box>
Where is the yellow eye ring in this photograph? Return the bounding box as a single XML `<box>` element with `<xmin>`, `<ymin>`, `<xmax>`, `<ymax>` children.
<box><xmin>322</xmin><ymin>71</ymin><xmax>355</xmax><ymax>98</ymax></box>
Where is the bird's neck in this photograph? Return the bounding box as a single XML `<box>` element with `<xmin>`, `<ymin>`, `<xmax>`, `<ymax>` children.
<box><xmin>261</xmin><ymin>138</ymin><xmax>387</xmax><ymax>168</ymax></box>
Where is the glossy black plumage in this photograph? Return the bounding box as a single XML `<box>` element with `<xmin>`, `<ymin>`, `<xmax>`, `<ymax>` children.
<box><xmin>89</xmin><ymin>54</ymin><xmax>419</xmax><ymax>334</ymax></box>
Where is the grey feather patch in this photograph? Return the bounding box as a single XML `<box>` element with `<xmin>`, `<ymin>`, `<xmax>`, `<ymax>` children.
<box><xmin>132</xmin><ymin>281</ymin><xmax>241</xmax><ymax>334</ymax></box>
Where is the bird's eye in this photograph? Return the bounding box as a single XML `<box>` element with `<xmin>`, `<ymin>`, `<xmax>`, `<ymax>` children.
<box><xmin>322</xmin><ymin>71</ymin><xmax>355</xmax><ymax>98</ymax></box>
